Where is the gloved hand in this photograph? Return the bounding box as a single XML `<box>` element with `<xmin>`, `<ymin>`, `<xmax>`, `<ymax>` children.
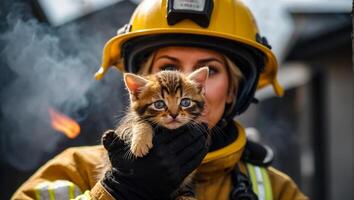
<box><xmin>101</xmin><ymin>124</ymin><xmax>209</xmax><ymax>200</ymax></box>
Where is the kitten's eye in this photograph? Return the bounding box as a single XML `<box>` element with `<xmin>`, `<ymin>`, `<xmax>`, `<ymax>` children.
<box><xmin>180</xmin><ymin>98</ymin><xmax>191</xmax><ymax>107</ymax></box>
<box><xmin>161</xmin><ymin>64</ymin><xmax>178</xmax><ymax>71</ymax></box>
<box><xmin>153</xmin><ymin>100</ymin><xmax>166</xmax><ymax>109</ymax></box>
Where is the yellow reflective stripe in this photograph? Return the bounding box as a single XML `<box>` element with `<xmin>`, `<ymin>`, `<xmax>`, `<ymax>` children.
<box><xmin>35</xmin><ymin>182</ymin><xmax>50</xmax><ymax>200</ymax></box>
<box><xmin>34</xmin><ymin>180</ymin><xmax>83</xmax><ymax>200</ymax></box>
<box><xmin>247</xmin><ymin>163</ymin><xmax>259</xmax><ymax>195</ymax></box>
<box><xmin>48</xmin><ymin>183</ymin><xmax>56</xmax><ymax>200</ymax></box>
<box><xmin>247</xmin><ymin>163</ymin><xmax>273</xmax><ymax>200</ymax></box>
<box><xmin>68</xmin><ymin>181</ymin><xmax>75</xmax><ymax>199</ymax></box>
<box><xmin>34</xmin><ymin>187</ymin><xmax>41</xmax><ymax>200</ymax></box>
<box><xmin>261</xmin><ymin>167</ymin><xmax>273</xmax><ymax>200</ymax></box>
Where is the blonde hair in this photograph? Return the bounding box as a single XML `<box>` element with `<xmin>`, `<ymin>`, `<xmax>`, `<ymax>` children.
<box><xmin>137</xmin><ymin>52</ymin><xmax>156</xmax><ymax>75</ymax></box>
<box><xmin>224</xmin><ymin>56</ymin><xmax>243</xmax><ymax>117</ymax></box>
<box><xmin>136</xmin><ymin>51</ymin><xmax>243</xmax><ymax>117</ymax></box>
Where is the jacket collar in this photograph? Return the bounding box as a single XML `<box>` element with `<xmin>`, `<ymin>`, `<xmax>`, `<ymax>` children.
<box><xmin>196</xmin><ymin>122</ymin><xmax>246</xmax><ymax>181</ymax></box>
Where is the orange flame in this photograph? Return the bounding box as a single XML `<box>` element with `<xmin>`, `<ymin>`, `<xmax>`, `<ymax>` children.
<box><xmin>49</xmin><ymin>108</ymin><xmax>81</xmax><ymax>139</ymax></box>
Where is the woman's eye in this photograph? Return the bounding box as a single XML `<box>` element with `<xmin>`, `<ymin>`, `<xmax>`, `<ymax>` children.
<box><xmin>208</xmin><ymin>67</ymin><xmax>218</xmax><ymax>75</ymax></box>
<box><xmin>161</xmin><ymin>64</ymin><xmax>178</xmax><ymax>71</ymax></box>
<box><xmin>180</xmin><ymin>98</ymin><xmax>191</xmax><ymax>107</ymax></box>
<box><xmin>153</xmin><ymin>100</ymin><xmax>166</xmax><ymax>109</ymax></box>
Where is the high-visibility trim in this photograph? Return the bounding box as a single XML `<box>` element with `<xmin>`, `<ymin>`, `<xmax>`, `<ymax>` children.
<box><xmin>35</xmin><ymin>182</ymin><xmax>50</xmax><ymax>200</ymax></box>
<box><xmin>48</xmin><ymin>183</ymin><xmax>56</xmax><ymax>200</ymax></box>
<box><xmin>34</xmin><ymin>180</ymin><xmax>82</xmax><ymax>200</ymax></box>
<box><xmin>68</xmin><ymin>181</ymin><xmax>75</xmax><ymax>199</ymax></box>
<box><xmin>35</xmin><ymin>186</ymin><xmax>41</xmax><ymax>200</ymax></box>
<box><xmin>247</xmin><ymin>163</ymin><xmax>259</xmax><ymax>195</ymax></box>
<box><xmin>254</xmin><ymin>166</ymin><xmax>265</xmax><ymax>200</ymax></box>
<box><xmin>247</xmin><ymin>163</ymin><xmax>273</xmax><ymax>200</ymax></box>
<box><xmin>261</xmin><ymin>166</ymin><xmax>273</xmax><ymax>200</ymax></box>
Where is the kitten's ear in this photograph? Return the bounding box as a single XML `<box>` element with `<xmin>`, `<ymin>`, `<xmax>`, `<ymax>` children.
<box><xmin>188</xmin><ymin>66</ymin><xmax>209</xmax><ymax>91</ymax></box>
<box><xmin>124</xmin><ymin>73</ymin><xmax>148</xmax><ymax>95</ymax></box>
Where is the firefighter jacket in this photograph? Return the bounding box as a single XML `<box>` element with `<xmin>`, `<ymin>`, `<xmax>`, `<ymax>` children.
<box><xmin>12</xmin><ymin>123</ymin><xmax>308</xmax><ymax>200</ymax></box>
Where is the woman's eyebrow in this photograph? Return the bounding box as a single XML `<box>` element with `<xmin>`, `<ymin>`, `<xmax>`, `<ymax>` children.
<box><xmin>155</xmin><ymin>55</ymin><xmax>179</xmax><ymax>62</ymax></box>
<box><xmin>155</xmin><ymin>56</ymin><xmax>224</xmax><ymax>65</ymax></box>
<box><xmin>197</xmin><ymin>58</ymin><xmax>224</xmax><ymax>65</ymax></box>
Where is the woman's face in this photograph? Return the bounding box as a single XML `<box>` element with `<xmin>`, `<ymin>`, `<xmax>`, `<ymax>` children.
<box><xmin>150</xmin><ymin>46</ymin><xmax>234</xmax><ymax>128</ymax></box>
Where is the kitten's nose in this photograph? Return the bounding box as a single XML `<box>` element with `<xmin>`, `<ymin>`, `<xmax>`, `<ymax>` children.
<box><xmin>170</xmin><ymin>113</ymin><xmax>178</xmax><ymax>119</ymax></box>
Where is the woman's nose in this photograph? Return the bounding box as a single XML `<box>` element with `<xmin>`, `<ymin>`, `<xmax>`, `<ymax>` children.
<box><xmin>180</xmin><ymin>66</ymin><xmax>195</xmax><ymax>75</ymax></box>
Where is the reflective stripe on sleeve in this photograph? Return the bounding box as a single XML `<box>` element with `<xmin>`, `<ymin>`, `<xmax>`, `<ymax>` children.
<box><xmin>247</xmin><ymin>163</ymin><xmax>273</xmax><ymax>200</ymax></box>
<box><xmin>34</xmin><ymin>180</ymin><xmax>82</xmax><ymax>200</ymax></box>
<box><xmin>35</xmin><ymin>182</ymin><xmax>51</xmax><ymax>200</ymax></box>
<box><xmin>73</xmin><ymin>191</ymin><xmax>92</xmax><ymax>200</ymax></box>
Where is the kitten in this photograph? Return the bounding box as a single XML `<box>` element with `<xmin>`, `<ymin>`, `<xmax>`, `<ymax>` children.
<box><xmin>102</xmin><ymin>67</ymin><xmax>209</xmax><ymax>200</ymax></box>
<box><xmin>116</xmin><ymin>67</ymin><xmax>209</xmax><ymax>158</ymax></box>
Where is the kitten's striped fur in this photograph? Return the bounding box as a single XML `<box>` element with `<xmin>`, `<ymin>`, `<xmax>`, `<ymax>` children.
<box><xmin>102</xmin><ymin>67</ymin><xmax>209</xmax><ymax>200</ymax></box>
<box><xmin>116</xmin><ymin>67</ymin><xmax>208</xmax><ymax>158</ymax></box>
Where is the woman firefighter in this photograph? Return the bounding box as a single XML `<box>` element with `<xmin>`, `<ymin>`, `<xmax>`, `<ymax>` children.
<box><xmin>13</xmin><ymin>0</ymin><xmax>308</xmax><ymax>199</ymax></box>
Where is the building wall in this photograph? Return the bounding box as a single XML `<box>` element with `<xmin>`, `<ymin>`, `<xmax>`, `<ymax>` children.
<box><xmin>325</xmin><ymin>49</ymin><xmax>353</xmax><ymax>200</ymax></box>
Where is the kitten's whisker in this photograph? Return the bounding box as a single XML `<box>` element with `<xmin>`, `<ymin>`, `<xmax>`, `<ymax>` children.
<box><xmin>189</xmin><ymin>119</ymin><xmax>207</xmax><ymax>134</ymax></box>
<box><xmin>123</xmin><ymin>147</ymin><xmax>134</xmax><ymax>160</ymax></box>
<box><xmin>112</xmin><ymin>110</ymin><xmax>130</xmax><ymax>123</ymax></box>
<box><xmin>148</xmin><ymin>119</ymin><xmax>159</xmax><ymax>128</ymax></box>
<box><xmin>186</xmin><ymin>122</ymin><xmax>204</xmax><ymax>138</ymax></box>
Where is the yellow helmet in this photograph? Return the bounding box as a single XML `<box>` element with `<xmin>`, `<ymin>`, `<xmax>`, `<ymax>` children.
<box><xmin>96</xmin><ymin>0</ymin><xmax>283</xmax><ymax>115</ymax></box>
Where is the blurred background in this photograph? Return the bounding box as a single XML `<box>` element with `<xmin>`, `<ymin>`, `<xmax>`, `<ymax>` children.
<box><xmin>0</xmin><ymin>0</ymin><xmax>352</xmax><ymax>199</ymax></box>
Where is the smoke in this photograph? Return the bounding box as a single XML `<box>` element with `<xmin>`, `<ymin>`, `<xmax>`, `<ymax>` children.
<box><xmin>243</xmin><ymin>0</ymin><xmax>294</xmax><ymax>63</ymax></box>
<box><xmin>0</xmin><ymin>2</ymin><xmax>125</xmax><ymax>170</ymax></box>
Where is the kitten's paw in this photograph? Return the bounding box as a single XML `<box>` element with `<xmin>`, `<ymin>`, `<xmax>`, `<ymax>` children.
<box><xmin>130</xmin><ymin>140</ymin><xmax>153</xmax><ymax>158</ymax></box>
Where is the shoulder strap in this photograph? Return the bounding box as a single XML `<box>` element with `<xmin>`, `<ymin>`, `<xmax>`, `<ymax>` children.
<box><xmin>242</xmin><ymin>140</ymin><xmax>274</xmax><ymax>166</ymax></box>
<box><xmin>230</xmin><ymin>165</ymin><xmax>258</xmax><ymax>200</ymax></box>
<box><xmin>246</xmin><ymin>163</ymin><xmax>273</xmax><ymax>200</ymax></box>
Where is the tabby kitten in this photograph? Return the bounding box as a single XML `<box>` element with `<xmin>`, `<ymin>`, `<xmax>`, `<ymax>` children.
<box><xmin>116</xmin><ymin>67</ymin><xmax>209</xmax><ymax>158</ymax></box>
<box><xmin>100</xmin><ymin>67</ymin><xmax>208</xmax><ymax>200</ymax></box>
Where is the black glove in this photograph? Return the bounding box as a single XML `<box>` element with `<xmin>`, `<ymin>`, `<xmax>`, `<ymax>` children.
<box><xmin>101</xmin><ymin>124</ymin><xmax>209</xmax><ymax>200</ymax></box>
